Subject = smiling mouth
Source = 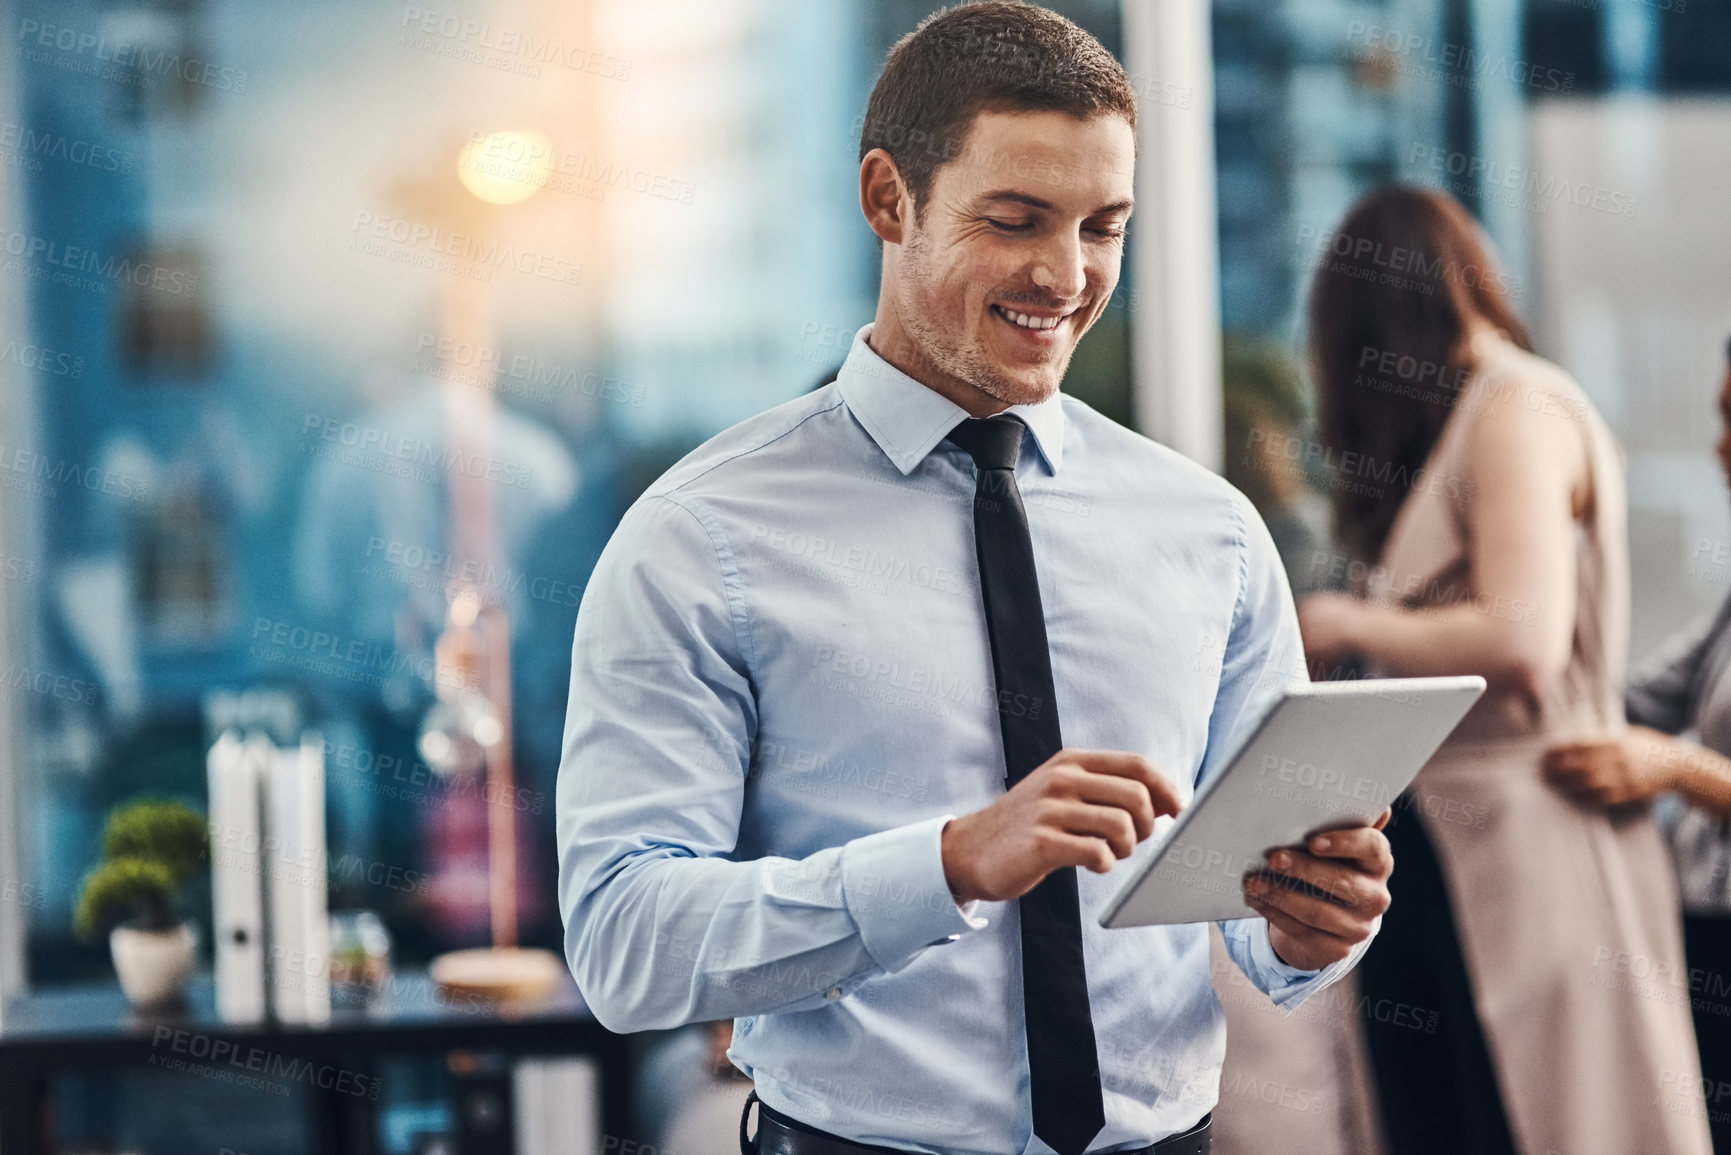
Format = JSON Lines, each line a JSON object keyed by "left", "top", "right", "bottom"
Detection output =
{"left": 990, "top": 303, "right": 1074, "bottom": 332}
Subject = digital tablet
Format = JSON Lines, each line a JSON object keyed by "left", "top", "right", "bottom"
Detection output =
{"left": 1098, "top": 675, "right": 1486, "bottom": 929}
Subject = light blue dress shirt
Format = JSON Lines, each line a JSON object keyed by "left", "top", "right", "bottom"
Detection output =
{"left": 557, "top": 323, "right": 1372, "bottom": 1153}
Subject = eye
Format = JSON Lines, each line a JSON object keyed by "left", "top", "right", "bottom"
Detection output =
{"left": 1088, "top": 225, "right": 1127, "bottom": 241}
{"left": 986, "top": 219, "right": 1033, "bottom": 233}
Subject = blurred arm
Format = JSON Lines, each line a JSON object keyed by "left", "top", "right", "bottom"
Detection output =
{"left": 1347, "top": 394, "right": 1584, "bottom": 711}
{"left": 1622, "top": 613, "right": 1731, "bottom": 814}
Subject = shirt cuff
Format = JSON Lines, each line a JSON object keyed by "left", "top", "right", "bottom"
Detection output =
{"left": 841, "top": 813, "right": 988, "bottom": 972}
{"left": 1245, "top": 914, "right": 1379, "bottom": 1009}
{"left": 1248, "top": 919, "right": 1321, "bottom": 982}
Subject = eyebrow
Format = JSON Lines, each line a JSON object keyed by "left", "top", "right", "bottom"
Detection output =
{"left": 977, "top": 189, "right": 1134, "bottom": 215}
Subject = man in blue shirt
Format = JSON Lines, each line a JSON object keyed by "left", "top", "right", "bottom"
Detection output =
{"left": 557, "top": 4, "right": 1392, "bottom": 1153}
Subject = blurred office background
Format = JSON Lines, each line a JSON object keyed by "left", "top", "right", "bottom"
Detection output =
{"left": 0, "top": 0, "right": 1724, "bottom": 1151}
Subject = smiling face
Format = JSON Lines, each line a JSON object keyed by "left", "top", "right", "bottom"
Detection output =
{"left": 860, "top": 109, "right": 1135, "bottom": 416}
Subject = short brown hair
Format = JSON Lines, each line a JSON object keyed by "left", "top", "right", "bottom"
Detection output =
{"left": 859, "top": 1, "right": 1137, "bottom": 214}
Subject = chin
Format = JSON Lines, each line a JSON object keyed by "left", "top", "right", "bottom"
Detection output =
{"left": 997, "top": 378, "right": 1060, "bottom": 407}
{"left": 983, "top": 364, "right": 1063, "bottom": 407}
{"left": 971, "top": 352, "right": 1064, "bottom": 406}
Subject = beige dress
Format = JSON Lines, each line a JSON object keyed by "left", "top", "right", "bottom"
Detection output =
{"left": 1359, "top": 332, "right": 1710, "bottom": 1155}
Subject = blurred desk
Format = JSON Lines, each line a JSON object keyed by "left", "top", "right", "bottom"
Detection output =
{"left": 0, "top": 969, "right": 632, "bottom": 1154}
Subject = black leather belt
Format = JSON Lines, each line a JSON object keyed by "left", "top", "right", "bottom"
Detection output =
{"left": 739, "top": 1090, "right": 1212, "bottom": 1155}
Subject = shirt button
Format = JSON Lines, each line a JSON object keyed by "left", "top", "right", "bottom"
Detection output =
{"left": 824, "top": 986, "right": 842, "bottom": 1000}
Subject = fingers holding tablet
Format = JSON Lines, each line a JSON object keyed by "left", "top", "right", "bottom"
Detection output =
{"left": 1243, "top": 825, "right": 1394, "bottom": 969}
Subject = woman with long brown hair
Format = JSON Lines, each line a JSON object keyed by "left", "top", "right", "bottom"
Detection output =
{"left": 1295, "top": 185, "right": 1709, "bottom": 1154}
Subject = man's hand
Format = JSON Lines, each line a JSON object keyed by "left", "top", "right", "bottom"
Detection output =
{"left": 941, "top": 749, "right": 1183, "bottom": 904}
{"left": 1243, "top": 808, "right": 1393, "bottom": 972}
{"left": 1543, "top": 726, "right": 1676, "bottom": 808}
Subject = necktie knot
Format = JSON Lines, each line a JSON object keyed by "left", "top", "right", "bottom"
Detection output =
{"left": 945, "top": 415, "right": 1024, "bottom": 473}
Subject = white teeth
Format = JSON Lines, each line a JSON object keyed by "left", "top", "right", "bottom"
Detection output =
{"left": 998, "top": 307, "right": 1063, "bottom": 331}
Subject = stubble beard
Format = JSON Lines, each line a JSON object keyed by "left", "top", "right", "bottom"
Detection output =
{"left": 896, "top": 231, "right": 1061, "bottom": 411}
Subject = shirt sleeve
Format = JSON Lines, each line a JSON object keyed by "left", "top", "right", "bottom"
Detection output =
{"left": 1206, "top": 496, "right": 1374, "bottom": 1006}
{"left": 1626, "top": 609, "right": 1722, "bottom": 734}
{"left": 556, "top": 495, "right": 986, "bottom": 1035}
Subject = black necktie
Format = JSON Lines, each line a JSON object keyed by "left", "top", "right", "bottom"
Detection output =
{"left": 947, "top": 414, "right": 1105, "bottom": 1155}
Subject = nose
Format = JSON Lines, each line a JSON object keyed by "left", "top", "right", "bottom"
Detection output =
{"left": 1029, "top": 230, "right": 1086, "bottom": 302}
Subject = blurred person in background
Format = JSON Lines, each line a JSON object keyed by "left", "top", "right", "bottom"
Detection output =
{"left": 1293, "top": 184, "right": 1710, "bottom": 1155}
{"left": 1544, "top": 337, "right": 1731, "bottom": 1153}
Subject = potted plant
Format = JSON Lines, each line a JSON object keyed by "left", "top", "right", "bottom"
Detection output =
{"left": 74, "top": 799, "right": 208, "bottom": 1009}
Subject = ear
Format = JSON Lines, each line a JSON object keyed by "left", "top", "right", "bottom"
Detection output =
{"left": 860, "top": 148, "right": 911, "bottom": 246}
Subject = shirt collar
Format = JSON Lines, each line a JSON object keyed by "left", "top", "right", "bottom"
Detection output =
{"left": 834, "top": 322, "right": 1066, "bottom": 477}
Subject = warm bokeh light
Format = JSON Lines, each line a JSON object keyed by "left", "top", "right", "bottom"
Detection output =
{"left": 456, "top": 129, "right": 555, "bottom": 205}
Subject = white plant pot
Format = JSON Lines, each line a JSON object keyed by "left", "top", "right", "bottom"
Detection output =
{"left": 110, "top": 922, "right": 196, "bottom": 1009}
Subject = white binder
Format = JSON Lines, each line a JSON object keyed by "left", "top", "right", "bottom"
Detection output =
{"left": 264, "top": 732, "right": 331, "bottom": 1024}
{"left": 514, "top": 1057, "right": 601, "bottom": 1155}
{"left": 208, "top": 729, "right": 266, "bottom": 1024}
{"left": 295, "top": 732, "right": 332, "bottom": 1023}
